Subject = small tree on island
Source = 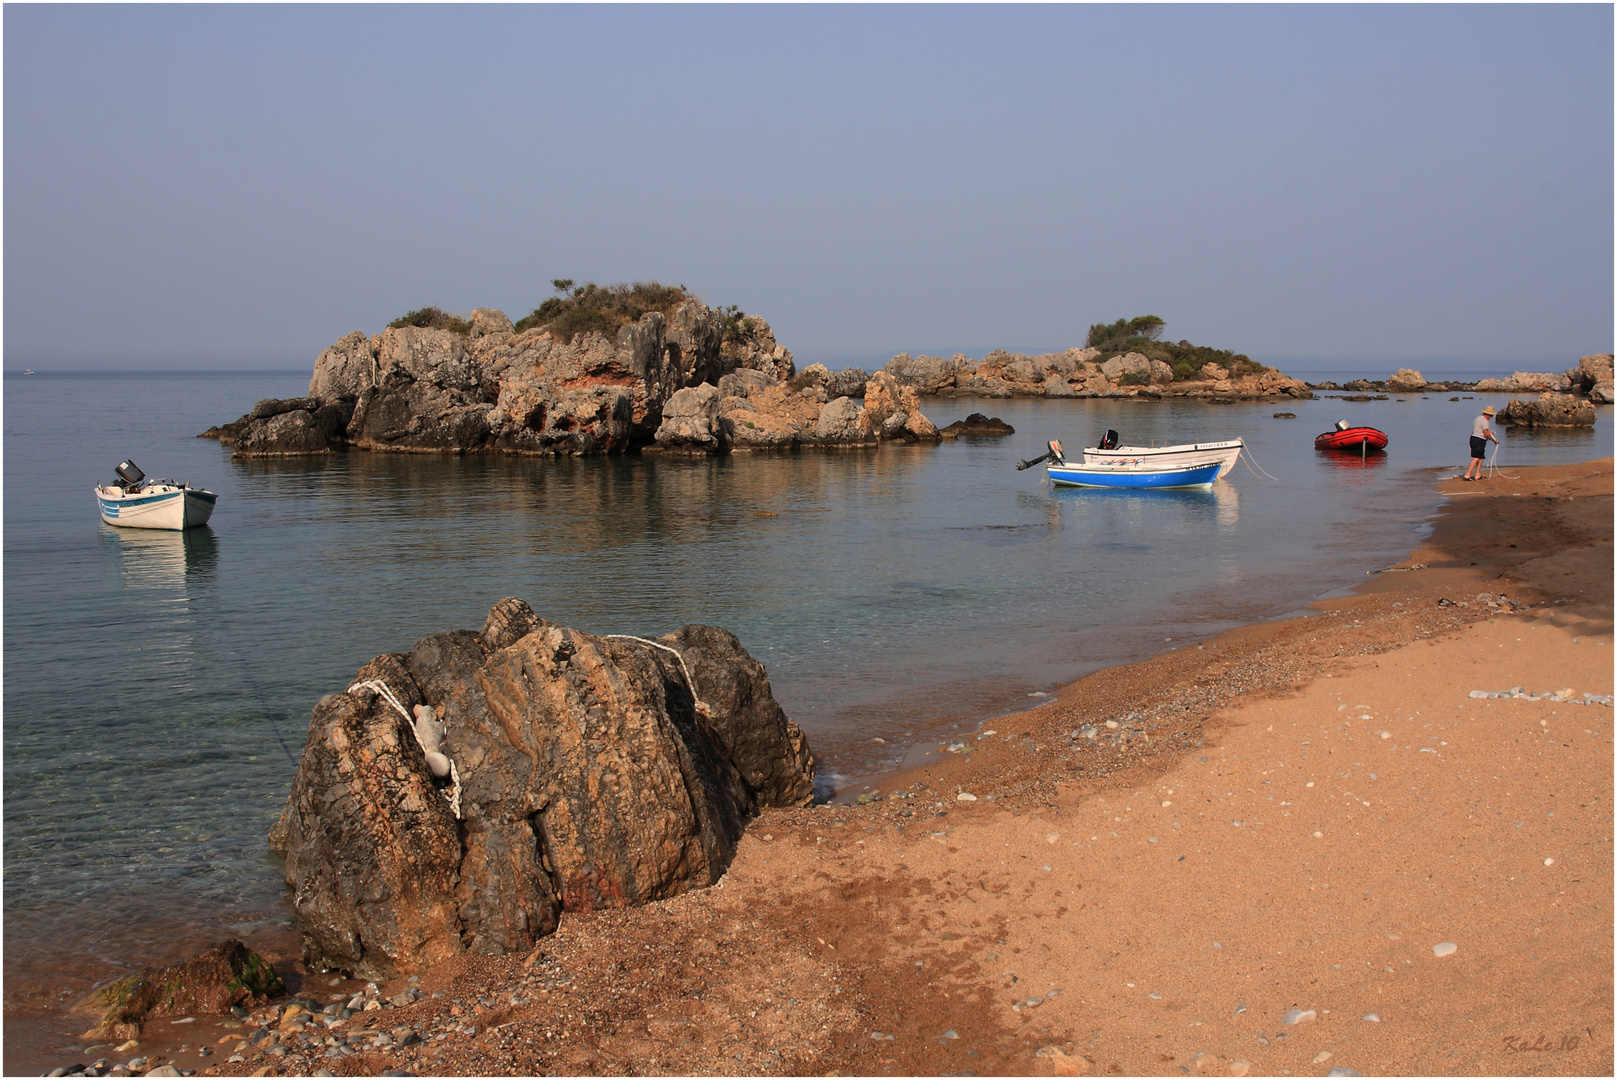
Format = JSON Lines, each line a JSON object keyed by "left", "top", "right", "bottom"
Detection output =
{"left": 1084, "top": 314, "right": 1264, "bottom": 382}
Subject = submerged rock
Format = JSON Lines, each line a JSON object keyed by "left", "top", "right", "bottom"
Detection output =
{"left": 269, "top": 598, "right": 815, "bottom": 979}
{"left": 77, "top": 940, "right": 285, "bottom": 1041}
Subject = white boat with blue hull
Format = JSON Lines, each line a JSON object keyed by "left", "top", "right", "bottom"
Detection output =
{"left": 1083, "top": 430, "right": 1244, "bottom": 478}
{"left": 95, "top": 459, "right": 217, "bottom": 530}
{"left": 1047, "top": 459, "right": 1222, "bottom": 489}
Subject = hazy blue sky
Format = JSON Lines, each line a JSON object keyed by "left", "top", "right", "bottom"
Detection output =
{"left": 5, "top": 4, "right": 1611, "bottom": 372}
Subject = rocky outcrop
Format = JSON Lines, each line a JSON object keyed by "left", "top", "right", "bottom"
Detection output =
{"left": 269, "top": 598, "right": 815, "bottom": 979}
{"left": 78, "top": 940, "right": 285, "bottom": 1041}
{"left": 940, "top": 413, "right": 1015, "bottom": 437}
{"left": 204, "top": 300, "right": 942, "bottom": 458}
{"left": 1387, "top": 368, "right": 1428, "bottom": 392}
{"left": 1498, "top": 393, "right": 1598, "bottom": 427}
{"left": 1476, "top": 371, "right": 1574, "bottom": 393}
{"left": 880, "top": 347, "right": 1311, "bottom": 400}
{"left": 650, "top": 367, "right": 940, "bottom": 453}
{"left": 1566, "top": 353, "right": 1614, "bottom": 405}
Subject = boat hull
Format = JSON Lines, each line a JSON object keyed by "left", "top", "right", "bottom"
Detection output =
{"left": 1047, "top": 460, "right": 1223, "bottom": 489}
{"left": 1314, "top": 428, "right": 1388, "bottom": 452}
{"left": 96, "top": 486, "right": 218, "bottom": 530}
{"left": 1083, "top": 438, "right": 1244, "bottom": 478}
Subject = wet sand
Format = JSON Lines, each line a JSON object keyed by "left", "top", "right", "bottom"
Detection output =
{"left": 29, "top": 459, "right": 1614, "bottom": 1078}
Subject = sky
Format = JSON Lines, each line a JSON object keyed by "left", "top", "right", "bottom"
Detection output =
{"left": 4, "top": 4, "right": 1612, "bottom": 374}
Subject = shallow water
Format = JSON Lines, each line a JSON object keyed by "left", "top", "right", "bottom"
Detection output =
{"left": 4, "top": 370, "right": 1609, "bottom": 1062}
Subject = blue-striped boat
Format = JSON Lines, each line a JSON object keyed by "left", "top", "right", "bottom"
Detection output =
{"left": 95, "top": 459, "right": 217, "bottom": 530}
{"left": 1046, "top": 459, "right": 1222, "bottom": 489}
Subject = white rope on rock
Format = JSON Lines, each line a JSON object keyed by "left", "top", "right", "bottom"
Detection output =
{"left": 347, "top": 679, "right": 463, "bottom": 819}
{"left": 604, "top": 635, "right": 712, "bottom": 718}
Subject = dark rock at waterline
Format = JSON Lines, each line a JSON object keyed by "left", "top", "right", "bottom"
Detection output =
{"left": 939, "top": 413, "right": 1016, "bottom": 437}
{"left": 77, "top": 939, "right": 284, "bottom": 1041}
{"left": 269, "top": 598, "right": 815, "bottom": 980}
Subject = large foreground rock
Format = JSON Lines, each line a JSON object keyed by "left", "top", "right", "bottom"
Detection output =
{"left": 269, "top": 599, "right": 815, "bottom": 979}
{"left": 78, "top": 940, "right": 285, "bottom": 1041}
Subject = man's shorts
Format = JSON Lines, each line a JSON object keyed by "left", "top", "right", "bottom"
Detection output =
{"left": 1470, "top": 435, "right": 1487, "bottom": 459}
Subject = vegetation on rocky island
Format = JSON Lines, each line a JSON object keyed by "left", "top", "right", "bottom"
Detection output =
{"left": 387, "top": 306, "right": 472, "bottom": 335}
{"left": 1086, "top": 315, "right": 1266, "bottom": 381}
{"left": 511, "top": 280, "right": 693, "bottom": 342}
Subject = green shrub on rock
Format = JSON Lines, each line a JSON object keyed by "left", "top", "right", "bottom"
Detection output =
{"left": 387, "top": 306, "right": 472, "bottom": 335}
{"left": 1086, "top": 315, "right": 1264, "bottom": 383}
{"left": 512, "top": 280, "right": 693, "bottom": 342}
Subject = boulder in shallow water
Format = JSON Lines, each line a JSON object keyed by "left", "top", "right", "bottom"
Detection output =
{"left": 269, "top": 599, "right": 815, "bottom": 979}
{"left": 939, "top": 413, "right": 1015, "bottom": 437}
{"left": 1498, "top": 393, "right": 1596, "bottom": 427}
{"left": 78, "top": 939, "right": 284, "bottom": 1041}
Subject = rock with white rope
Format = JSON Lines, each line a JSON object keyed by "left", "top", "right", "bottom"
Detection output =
{"left": 270, "top": 598, "right": 815, "bottom": 978}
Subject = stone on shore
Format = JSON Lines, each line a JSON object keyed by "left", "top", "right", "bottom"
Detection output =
{"left": 269, "top": 598, "right": 815, "bottom": 979}
{"left": 77, "top": 940, "right": 285, "bottom": 1041}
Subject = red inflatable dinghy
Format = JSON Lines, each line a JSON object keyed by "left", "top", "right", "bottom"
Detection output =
{"left": 1314, "top": 422, "right": 1388, "bottom": 452}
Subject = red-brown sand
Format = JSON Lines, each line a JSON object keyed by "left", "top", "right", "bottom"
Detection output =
{"left": 57, "top": 459, "right": 1617, "bottom": 1078}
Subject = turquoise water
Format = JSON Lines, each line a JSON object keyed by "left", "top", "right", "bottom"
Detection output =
{"left": 3, "top": 370, "right": 1609, "bottom": 1048}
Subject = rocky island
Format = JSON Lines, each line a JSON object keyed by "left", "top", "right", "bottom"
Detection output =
{"left": 202, "top": 283, "right": 939, "bottom": 458}
{"left": 201, "top": 291, "right": 1318, "bottom": 459}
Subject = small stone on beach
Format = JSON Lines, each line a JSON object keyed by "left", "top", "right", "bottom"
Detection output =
{"left": 1432, "top": 942, "right": 1457, "bottom": 957}
{"left": 1362, "top": 1013, "right": 1380, "bottom": 1022}
{"left": 1282, "top": 1008, "right": 1316, "bottom": 1024}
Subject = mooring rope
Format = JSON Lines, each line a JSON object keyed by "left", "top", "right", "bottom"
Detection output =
{"left": 347, "top": 679, "right": 463, "bottom": 819}
{"left": 1237, "top": 437, "right": 1280, "bottom": 481}
{"left": 604, "top": 635, "right": 713, "bottom": 717}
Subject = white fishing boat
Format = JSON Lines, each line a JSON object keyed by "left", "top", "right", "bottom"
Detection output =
{"left": 95, "top": 460, "right": 217, "bottom": 530}
{"left": 1082, "top": 429, "right": 1244, "bottom": 478}
{"left": 1046, "top": 458, "right": 1222, "bottom": 489}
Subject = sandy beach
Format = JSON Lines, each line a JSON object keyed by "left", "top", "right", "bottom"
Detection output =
{"left": 54, "top": 458, "right": 1613, "bottom": 1078}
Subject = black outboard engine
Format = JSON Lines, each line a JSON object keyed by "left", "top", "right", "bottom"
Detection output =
{"left": 1097, "top": 429, "right": 1120, "bottom": 450}
{"left": 115, "top": 460, "right": 146, "bottom": 492}
{"left": 1014, "top": 439, "right": 1067, "bottom": 471}
{"left": 1334, "top": 419, "right": 1350, "bottom": 432}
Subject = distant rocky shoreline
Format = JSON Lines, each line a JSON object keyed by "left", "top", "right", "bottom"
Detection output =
{"left": 200, "top": 303, "right": 1611, "bottom": 456}
{"left": 199, "top": 303, "right": 1311, "bottom": 459}
{"left": 1299, "top": 357, "right": 1611, "bottom": 427}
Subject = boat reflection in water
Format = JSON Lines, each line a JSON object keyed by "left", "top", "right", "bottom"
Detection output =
{"left": 100, "top": 525, "right": 218, "bottom": 590}
{"left": 1047, "top": 477, "right": 1240, "bottom": 532}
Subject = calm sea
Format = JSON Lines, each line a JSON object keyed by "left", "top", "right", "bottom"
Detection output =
{"left": 3, "top": 370, "right": 1609, "bottom": 1067}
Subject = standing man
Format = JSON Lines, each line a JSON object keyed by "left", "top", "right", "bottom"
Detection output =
{"left": 1464, "top": 405, "right": 1499, "bottom": 480}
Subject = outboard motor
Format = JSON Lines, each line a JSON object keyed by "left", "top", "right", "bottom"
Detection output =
{"left": 1015, "top": 439, "right": 1067, "bottom": 471}
{"left": 115, "top": 460, "right": 146, "bottom": 491}
{"left": 1097, "top": 429, "right": 1120, "bottom": 450}
{"left": 1334, "top": 419, "right": 1350, "bottom": 432}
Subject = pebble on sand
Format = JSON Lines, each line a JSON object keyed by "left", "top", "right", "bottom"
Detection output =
{"left": 1282, "top": 1008, "right": 1317, "bottom": 1024}
{"left": 1313, "top": 1050, "right": 1333, "bottom": 1063}
{"left": 956, "top": 792, "right": 978, "bottom": 802}
{"left": 1432, "top": 942, "right": 1458, "bottom": 958}
{"left": 1362, "top": 1013, "right": 1381, "bottom": 1022}
{"left": 1544, "top": 857, "right": 1555, "bottom": 866}
{"left": 1229, "top": 1059, "right": 1251, "bottom": 1076}
{"left": 1327, "top": 1070, "right": 1364, "bottom": 1078}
